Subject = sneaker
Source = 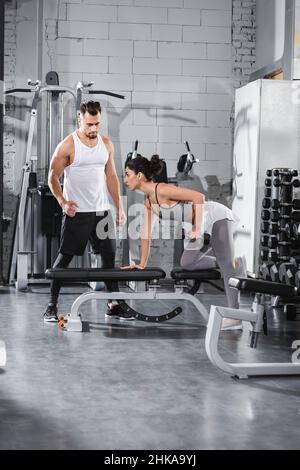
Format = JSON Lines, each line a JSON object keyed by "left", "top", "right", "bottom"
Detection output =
{"left": 105, "top": 303, "right": 135, "bottom": 321}
{"left": 43, "top": 304, "right": 58, "bottom": 323}
{"left": 118, "top": 308, "right": 135, "bottom": 322}
{"left": 221, "top": 318, "right": 243, "bottom": 331}
{"left": 105, "top": 303, "right": 122, "bottom": 319}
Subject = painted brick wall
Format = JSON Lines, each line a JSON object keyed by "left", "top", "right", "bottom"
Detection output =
{"left": 232, "top": 0, "right": 256, "bottom": 88}
{"left": 3, "top": 0, "right": 17, "bottom": 279}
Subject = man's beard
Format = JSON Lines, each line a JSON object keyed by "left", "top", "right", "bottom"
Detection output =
{"left": 86, "top": 132, "right": 97, "bottom": 139}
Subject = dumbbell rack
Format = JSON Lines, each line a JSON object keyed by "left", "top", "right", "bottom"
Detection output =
{"left": 259, "top": 168, "right": 300, "bottom": 318}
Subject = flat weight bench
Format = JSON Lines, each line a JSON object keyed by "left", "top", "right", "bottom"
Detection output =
{"left": 205, "top": 277, "right": 300, "bottom": 378}
{"left": 45, "top": 267, "right": 220, "bottom": 332}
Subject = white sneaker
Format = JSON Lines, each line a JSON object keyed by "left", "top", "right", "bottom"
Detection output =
{"left": 221, "top": 318, "right": 243, "bottom": 331}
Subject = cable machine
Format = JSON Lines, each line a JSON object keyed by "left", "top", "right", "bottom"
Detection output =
{"left": 5, "top": 72, "right": 124, "bottom": 290}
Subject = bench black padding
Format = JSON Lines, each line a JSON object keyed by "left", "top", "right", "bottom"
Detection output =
{"left": 171, "top": 268, "right": 221, "bottom": 281}
{"left": 229, "top": 277, "right": 299, "bottom": 297}
{"left": 45, "top": 267, "right": 166, "bottom": 282}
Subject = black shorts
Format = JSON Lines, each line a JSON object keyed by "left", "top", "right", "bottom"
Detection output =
{"left": 59, "top": 211, "right": 116, "bottom": 256}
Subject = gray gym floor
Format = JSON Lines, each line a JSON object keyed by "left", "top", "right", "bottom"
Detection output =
{"left": 0, "top": 282, "right": 300, "bottom": 450}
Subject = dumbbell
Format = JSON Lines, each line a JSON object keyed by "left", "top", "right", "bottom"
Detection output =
{"left": 268, "top": 236, "right": 277, "bottom": 249}
{"left": 293, "top": 199, "right": 300, "bottom": 210}
{"left": 270, "top": 211, "right": 280, "bottom": 222}
{"left": 266, "top": 170, "right": 272, "bottom": 177}
{"left": 279, "top": 261, "right": 297, "bottom": 285}
{"left": 292, "top": 211, "right": 300, "bottom": 222}
{"left": 261, "top": 209, "right": 271, "bottom": 221}
{"left": 261, "top": 235, "right": 269, "bottom": 247}
{"left": 270, "top": 262, "right": 280, "bottom": 282}
{"left": 261, "top": 221, "right": 269, "bottom": 234}
{"left": 260, "top": 262, "right": 272, "bottom": 280}
{"left": 262, "top": 198, "right": 271, "bottom": 209}
{"left": 265, "top": 178, "right": 272, "bottom": 187}
{"left": 260, "top": 249, "right": 269, "bottom": 262}
{"left": 285, "top": 222, "right": 298, "bottom": 239}
{"left": 278, "top": 244, "right": 292, "bottom": 258}
{"left": 264, "top": 187, "right": 271, "bottom": 198}
{"left": 268, "top": 250, "right": 279, "bottom": 262}
{"left": 268, "top": 223, "right": 279, "bottom": 235}
{"left": 271, "top": 199, "right": 280, "bottom": 210}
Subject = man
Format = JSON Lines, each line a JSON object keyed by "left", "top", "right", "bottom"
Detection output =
{"left": 44, "top": 100, "right": 132, "bottom": 321}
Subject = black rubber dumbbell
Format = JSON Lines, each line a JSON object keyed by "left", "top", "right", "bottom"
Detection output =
{"left": 260, "top": 262, "right": 272, "bottom": 280}
{"left": 269, "top": 223, "right": 279, "bottom": 235}
{"left": 265, "top": 178, "right": 272, "bottom": 187}
{"left": 270, "top": 263, "right": 280, "bottom": 282}
{"left": 261, "top": 221, "right": 269, "bottom": 234}
{"left": 293, "top": 179, "right": 300, "bottom": 188}
{"left": 264, "top": 187, "right": 271, "bottom": 198}
{"left": 271, "top": 199, "right": 280, "bottom": 210}
{"left": 292, "top": 211, "right": 300, "bottom": 222}
{"left": 285, "top": 222, "right": 298, "bottom": 239}
{"left": 260, "top": 249, "right": 269, "bottom": 262}
{"left": 292, "top": 199, "right": 300, "bottom": 210}
{"left": 261, "top": 235, "right": 269, "bottom": 247}
{"left": 279, "top": 262, "right": 297, "bottom": 285}
{"left": 262, "top": 198, "right": 271, "bottom": 209}
{"left": 261, "top": 209, "right": 271, "bottom": 221}
{"left": 268, "top": 236, "right": 277, "bottom": 249}
{"left": 268, "top": 250, "right": 279, "bottom": 262}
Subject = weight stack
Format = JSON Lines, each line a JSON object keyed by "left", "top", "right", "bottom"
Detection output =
{"left": 259, "top": 168, "right": 300, "bottom": 286}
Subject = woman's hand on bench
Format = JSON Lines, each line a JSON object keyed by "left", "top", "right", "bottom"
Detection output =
{"left": 121, "top": 262, "right": 145, "bottom": 270}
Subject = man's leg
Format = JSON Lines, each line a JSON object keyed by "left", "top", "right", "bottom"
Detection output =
{"left": 91, "top": 212, "right": 134, "bottom": 320}
{"left": 43, "top": 253, "right": 73, "bottom": 322}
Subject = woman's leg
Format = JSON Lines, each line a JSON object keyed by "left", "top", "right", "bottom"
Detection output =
{"left": 210, "top": 219, "right": 245, "bottom": 310}
{"left": 180, "top": 244, "right": 217, "bottom": 270}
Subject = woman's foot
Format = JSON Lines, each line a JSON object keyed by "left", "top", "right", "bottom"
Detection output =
{"left": 221, "top": 318, "right": 243, "bottom": 331}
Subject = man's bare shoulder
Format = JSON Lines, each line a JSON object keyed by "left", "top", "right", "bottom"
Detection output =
{"left": 56, "top": 134, "right": 74, "bottom": 154}
{"left": 101, "top": 133, "right": 113, "bottom": 150}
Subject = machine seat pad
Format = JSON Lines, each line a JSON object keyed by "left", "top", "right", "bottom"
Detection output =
{"left": 171, "top": 268, "right": 221, "bottom": 281}
{"left": 45, "top": 267, "right": 166, "bottom": 282}
{"left": 229, "top": 277, "right": 298, "bottom": 297}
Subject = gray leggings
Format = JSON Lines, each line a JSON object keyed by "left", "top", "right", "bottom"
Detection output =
{"left": 180, "top": 219, "right": 242, "bottom": 308}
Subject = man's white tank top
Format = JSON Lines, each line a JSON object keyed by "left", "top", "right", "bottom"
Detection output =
{"left": 63, "top": 131, "right": 110, "bottom": 212}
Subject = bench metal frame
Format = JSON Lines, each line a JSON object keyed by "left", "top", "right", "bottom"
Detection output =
{"left": 64, "top": 282, "right": 209, "bottom": 332}
{"left": 205, "top": 293, "right": 300, "bottom": 379}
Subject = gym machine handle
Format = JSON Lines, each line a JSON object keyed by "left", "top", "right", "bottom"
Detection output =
{"left": 132, "top": 140, "right": 139, "bottom": 159}
{"left": 88, "top": 90, "right": 125, "bottom": 100}
{"left": 5, "top": 88, "right": 33, "bottom": 94}
{"left": 185, "top": 141, "right": 191, "bottom": 153}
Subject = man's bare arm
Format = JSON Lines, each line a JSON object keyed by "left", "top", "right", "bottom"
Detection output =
{"left": 103, "top": 135, "right": 125, "bottom": 225}
{"left": 48, "top": 137, "right": 78, "bottom": 217}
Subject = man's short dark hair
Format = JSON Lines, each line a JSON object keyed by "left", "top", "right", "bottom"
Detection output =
{"left": 80, "top": 100, "right": 101, "bottom": 116}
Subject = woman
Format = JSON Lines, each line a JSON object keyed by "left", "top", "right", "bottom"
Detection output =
{"left": 123, "top": 155, "right": 247, "bottom": 330}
